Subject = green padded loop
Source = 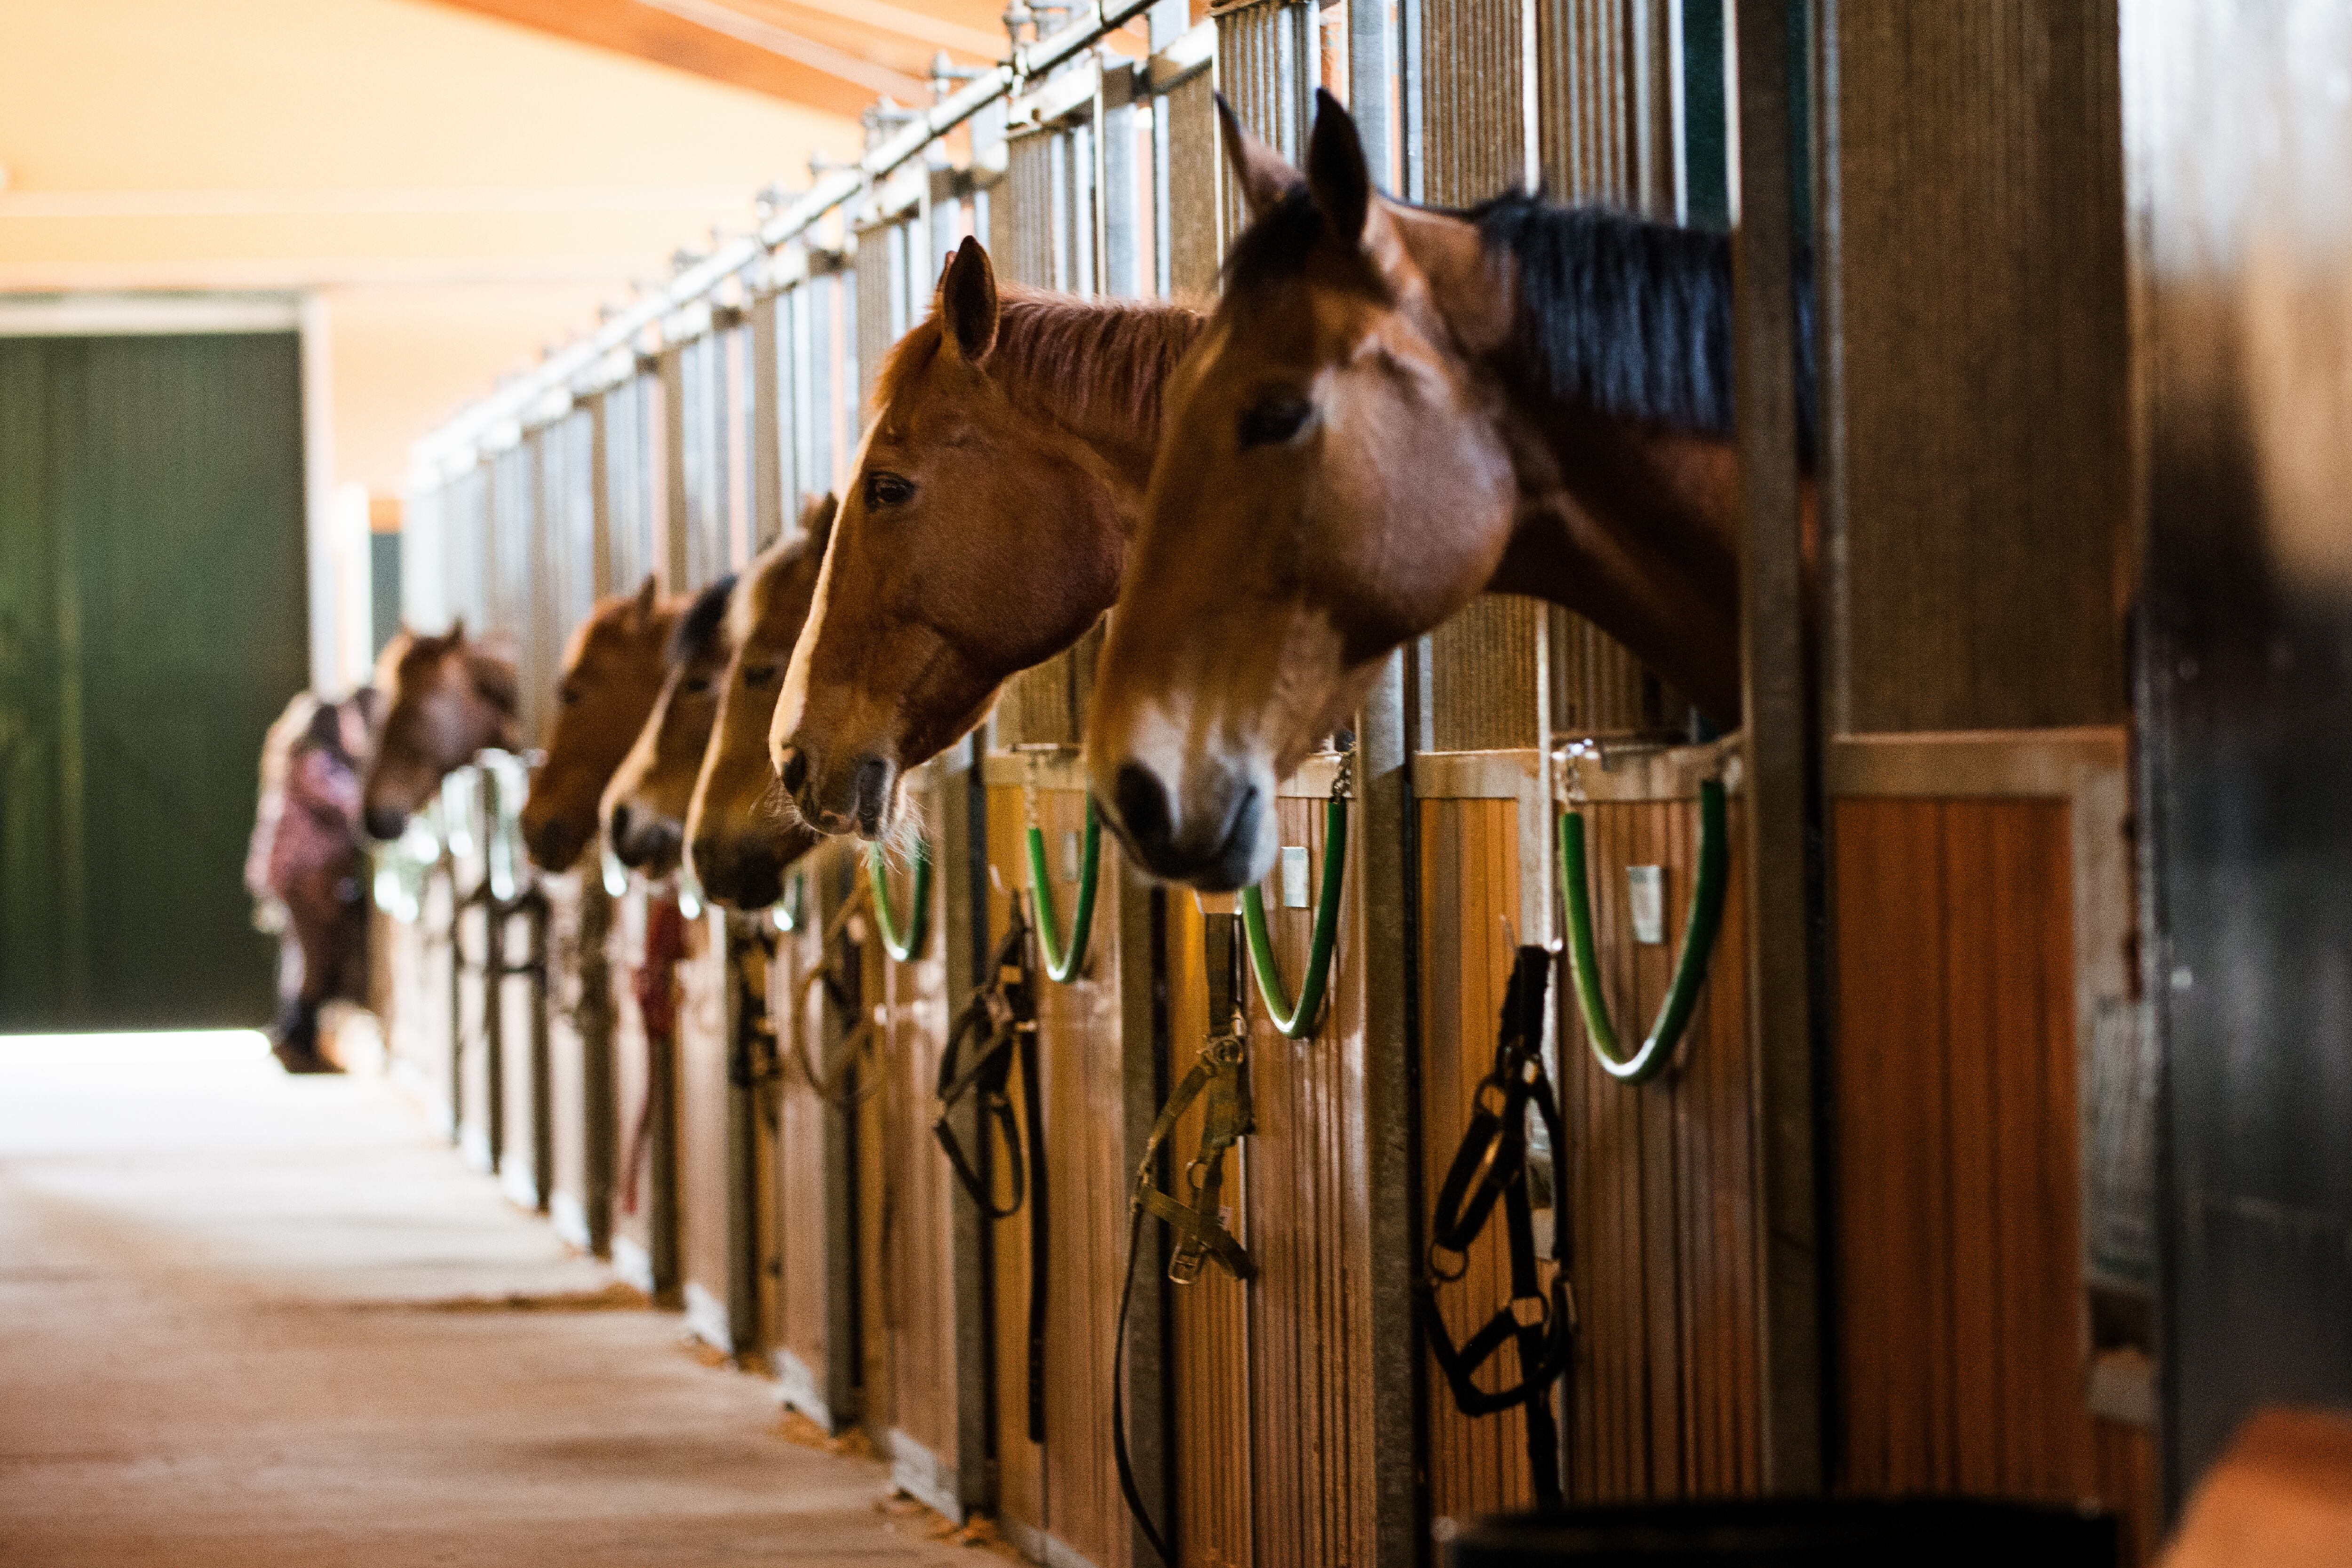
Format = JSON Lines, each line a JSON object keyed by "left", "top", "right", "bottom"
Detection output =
{"left": 868, "top": 837, "right": 932, "bottom": 962}
{"left": 1558, "top": 777, "right": 1730, "bottom": 1085}
{"left": 1026, "top": 798, "right": 1100, "bottom": 984}
{"left": 1239, "top": 790, "right": 1349, "bottom": 1039}
{"left": 773, "top": 870, "right": 807, "bottom": 934}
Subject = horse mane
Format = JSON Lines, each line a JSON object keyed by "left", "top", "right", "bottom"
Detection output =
{"left": 875, "top": 287, "right": 1205, "bottom": 441}
{"left": 669, "top": 573, "right": 738, "bottom": 666}
{"left": 1220, "top": 186, "right": 1818, "bottom": 462}
{"left": 1470, "top": 194, "right": 1818, "bottom": 462}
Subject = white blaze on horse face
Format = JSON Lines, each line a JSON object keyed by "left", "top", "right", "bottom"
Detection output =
{"left": 772, "top": 427, "right": 874, "bottom": 767}
{"left": 771, "top": 518, "right": 839, "bottom": 764}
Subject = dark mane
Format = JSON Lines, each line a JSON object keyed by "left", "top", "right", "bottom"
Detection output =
{"left": 1219, "top": 185, "right": 1818, "bottom": 461}
{"left": 669, "top": 573, "right": 737, "bottom": 665}
{"left": 875, "top": 287, "right": 1205, "bottom": 440}
{"left": 1471, "top": 194, "right": 1817, "bottom": 461}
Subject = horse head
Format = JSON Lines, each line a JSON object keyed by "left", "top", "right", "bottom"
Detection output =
{"left": 519, "top": 577, "right": 679, "bottom": 873}
{"left": 771, "top": 237, "right": 1197, "bottom": 840}
{"left": 363, "top": 621, "right": 520, "bottom": 840}
{"left": 685, "top": 494, "right": 835, "bottom": 908}
{"left": 600, "top": 572, "right": 736, "bottom": 876}
{"left": 1087, "top": 93, "right": 1520, "bottom": 889}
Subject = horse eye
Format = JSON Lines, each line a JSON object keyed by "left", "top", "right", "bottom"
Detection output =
{"left": 557, "top": 685, "right": 581, "bottom": 707}
{"left": 865, "top": 471, "right": 914, "bottom": 508}
{"left": 743, "top": 664, "right": 780, "bottom": 689}
{"left": 684, "top": 676, "right": 715, "bottom": 697}
{"left": 1238, "top": 396, "right": 1313, "bottom": 449}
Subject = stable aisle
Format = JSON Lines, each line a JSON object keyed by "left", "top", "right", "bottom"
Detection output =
{"left": 0, "top": 1033, "right": 996, "bottom": 1568}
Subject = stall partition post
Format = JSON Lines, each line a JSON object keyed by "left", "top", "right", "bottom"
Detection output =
{"left": 1732, "top": 0, "right": 1826, "bottom": 1496}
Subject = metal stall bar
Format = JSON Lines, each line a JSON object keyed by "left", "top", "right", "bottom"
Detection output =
{"left": 1730, "top": 0, "right": 1823, "bottom": 1498}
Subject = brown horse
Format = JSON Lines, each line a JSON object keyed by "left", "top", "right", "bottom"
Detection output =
{"left": 1086, "top": 93, "right": 1817, "bottom": 888}
{"left": 362, "top": 623, "right": 519, "bottom": 841}
{"left": 518, "top": 578, "right": 683, "bottom": 873}
{"left": 770, "top": 236, "right": 1203, "bottom": 838}
{"left": 601, "top": 572, "right": 736, "bottom": 875}
{"left": 685, "top": 494, "right": 836, "bottom": 908}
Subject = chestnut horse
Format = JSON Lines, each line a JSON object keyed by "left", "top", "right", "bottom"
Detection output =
{"left": 1086, "top": 93, "right": 1817, "bottom": 888}
{"left": 771, "top": 236, "right": 1204, "bottom": 838}
{"left": 518, "top": 577, "right": 684, "bottom": 873}
{"left": 601, "top": 572, "right": 736, "bottom": 875}
{"left": 362, "top": 623, "right": 520, "bottom": 841}
{"left": 685, "top": 493, "right": 836, "bottom": 907}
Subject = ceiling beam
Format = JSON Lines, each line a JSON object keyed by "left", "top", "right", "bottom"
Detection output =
{"left": 424, "top": 0, "right": 921, "bottom": 118}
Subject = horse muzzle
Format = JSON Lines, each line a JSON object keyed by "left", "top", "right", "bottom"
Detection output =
{"left": 363, "top": 804, "right": 409, "bottom": 843}
{"left": 690, "top": 837, "right": 782, "bottom": 910}
{"left": 778, "top": 744, "right": 894, "bottom": 840}
{"left": 607, "top": 803, "right": 683, "bottom": 874}
{"left": 1098, "top": 755, "right": 1272, "bottom": 892}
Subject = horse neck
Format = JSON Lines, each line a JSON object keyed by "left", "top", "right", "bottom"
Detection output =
{"left": 988, "top": 296, "right": 1205, "bottom": 502}
{"left": 1489, "top": 392, "right": 1748, "bottom": 722}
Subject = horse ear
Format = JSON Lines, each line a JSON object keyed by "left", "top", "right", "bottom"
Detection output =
{"left": 1306, "top": 89, "right": 1370, "bottom": 247}
{"left": 444, "top": 617, "right": 467, "bottom": 648}
{"left": 938, "top": 235, "right": 999, "bottom": 365}
{"left": 1216, "top": 92, "right": 1302, "bottom": 221}
{"left": 628, "top": 574, "right": 659, "bottom": 630}
{"left": 803, "top": 492, "right": 839, "bottom": 550}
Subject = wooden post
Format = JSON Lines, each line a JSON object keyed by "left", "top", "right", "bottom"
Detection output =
{"left": 1360, "top": 648, "right": 1425, "bottom": 1565}
{"left": 1732, "top": 0, "right": 1825, "bottom": 1496}
{"left": 940, "top": 736, "right": 998, "bottom": 1512}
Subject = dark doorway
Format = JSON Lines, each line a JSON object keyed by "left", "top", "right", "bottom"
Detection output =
{"left": 0, "top": 330, "right": 310, "bottom": 1030}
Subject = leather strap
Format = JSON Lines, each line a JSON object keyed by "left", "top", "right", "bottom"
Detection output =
{"left": 1417, "top": 944, "right": 1573, "bottom": 1508}
{"left": 1116, "top": 912, "right": 1255, "bottom": 1564}
{"left": 930, "top": 906, "right": 1047, "bottom": 1444}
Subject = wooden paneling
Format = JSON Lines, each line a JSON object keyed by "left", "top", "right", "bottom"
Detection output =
{"left": 1554, "top": 794, "right": 1761, "bottom": 1502}
{"left": 1827, "top": 0, "right": 2130, "bottom": 734}
{"left": 677, "top": 914, "right": 733, "bottom": 1342}
{"left": 1833, "top": 796, "right": 2154, "bottom": 1560}
{"left": 607, "top": 883, "right": 660, "bottom": 1288}
{"left": 1247, "top": 792, "right": 1375, "bottom": 1567}
{"left": 983, "top": 782, "right": 1136, "bottom": 1568}
{"left": 416, "top": 0, "right": 907, "bottom": 118}
{"left": 873, "top": 813, "right": 963, "bottom": 1493}
{"left": 543, "top": 873, "right": 607, "bottom": 1254}
{"left": 1417, "top": 796, "right": 1542, "bottom": 1520}
{"left": 773, "top": 882, "right": 834, "bottom": 1409}
{"left": 382, "top": 891, "right": 455, "bottom": 1131}
{"left": 1161, "top": 892, "right": 1256, "bottom": 1568}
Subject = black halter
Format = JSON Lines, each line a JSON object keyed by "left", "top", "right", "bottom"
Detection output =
{"left": 1419, "top": 943, "right": 1574, "bottom": 1508}
{"left": 933, "top": 906, "right": 1049, "bottom": 1444}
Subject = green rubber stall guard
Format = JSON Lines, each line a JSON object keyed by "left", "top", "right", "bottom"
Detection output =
{"left": 1558, "top": 777, "right": 1729, "bottom": 1085}
{"left": 868, "top": 838, "right": 932, "bottom": 962}
{"left": 1238, "top": 792, "right": 1349, "bottom": 1040}
{"left": 1026, "top": 799, "right": 1100, "bottom": 984}
{"left": 773, "top": 870, "right": 807, "bottom": 934}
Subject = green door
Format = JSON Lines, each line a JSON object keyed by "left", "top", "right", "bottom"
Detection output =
{"left": 0, "top": 331, "right": 310, "bottom": 1031}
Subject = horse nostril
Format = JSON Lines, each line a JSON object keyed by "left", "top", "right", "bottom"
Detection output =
{"left": 852, "top": 757, "right": 889, "bottom": 836}
{"left": 1113, "top": 761, "right": 1173, "bottom": 857}
{"left": 778, "top": 747, "right": 809, "bottom": 799}
{"left": 608, "top": 804, "right": 633, "bottom": 844}
{"left": 364, "top": 806, "right": 404, "bottom": 842}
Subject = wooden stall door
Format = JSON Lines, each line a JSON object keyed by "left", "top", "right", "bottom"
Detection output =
{"left": 1830, "top": 740, "right": 2155, "bottom": 1563}
{"left": 772, "top": 870, "right": 840, "bottom": 1425}
{"left": 982, "top": 780, "right": 1137, "bottom": 1568}
{"left": 1552, "top": 787, "right": 1759, "bottom": 1503}
{"left": 860, "top": 813, "right": 965, "bottom": 1513}
{"left": 676, "top": 910, "right": 733, "bottom": 1347}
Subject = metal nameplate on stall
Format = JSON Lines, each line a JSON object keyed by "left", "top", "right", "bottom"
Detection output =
{"left": 1280, "top": 845, "right": 1311, "bottom": 908}
{"left": 1627, "top": 865, "right": 1666, "bottom": 944}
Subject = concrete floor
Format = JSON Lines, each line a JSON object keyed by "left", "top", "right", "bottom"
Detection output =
{"left": 0, "top": 1032, "right": 997, "bottom": 1567}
